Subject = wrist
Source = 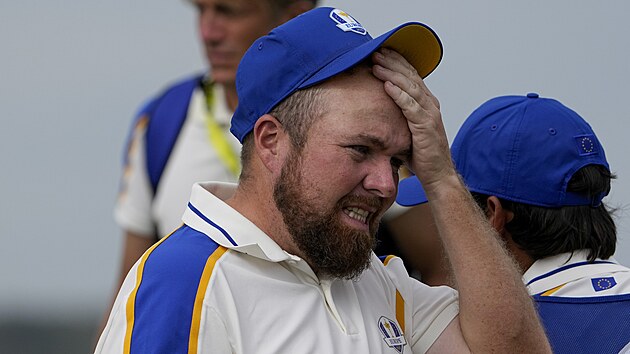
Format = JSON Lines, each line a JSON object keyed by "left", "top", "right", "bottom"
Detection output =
{"left": 422, "top": 172, "right": 467, "bottom": 203}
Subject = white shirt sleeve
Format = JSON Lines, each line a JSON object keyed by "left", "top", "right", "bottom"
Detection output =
{"left": 382, "top": 256, "right": 460, "bottom": 354}
{"left": 197, "top": 306, "right": 234, "bottom": 353}
{"left": 113, "top": 115, "right": 157, "bottom": 237}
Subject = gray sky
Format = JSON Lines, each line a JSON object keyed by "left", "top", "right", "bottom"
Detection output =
{"left": 1, "top": 0, "right": 629, "bottom": 319}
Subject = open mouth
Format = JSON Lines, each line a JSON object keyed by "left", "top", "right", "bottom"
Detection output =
{"left": 343, "top": 206, "right": 370, "bottom": 224}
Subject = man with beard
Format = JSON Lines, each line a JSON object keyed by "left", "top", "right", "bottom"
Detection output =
{"left": 95, "top": 8, "right": 551, "bottom": 353}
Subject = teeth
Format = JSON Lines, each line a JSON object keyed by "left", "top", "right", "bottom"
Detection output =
{"left": 345, "top": 207, "right": 369, "bottom": 224}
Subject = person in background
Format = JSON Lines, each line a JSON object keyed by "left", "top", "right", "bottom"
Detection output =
{"left": 398, "top": 92, "right": 630, "bottom": 354}
{"left": 381, "top": 201, "right": 452, "bottom": 286}
{"left": 99, "top": 0, "right": 317, "bottom": 339}
{"left": 96, "top": 8, "right": 550, "bottom": 353}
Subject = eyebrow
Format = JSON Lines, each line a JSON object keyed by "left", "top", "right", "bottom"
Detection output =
{"left": 347, "top": 133, "right": 412, "bottom": 160}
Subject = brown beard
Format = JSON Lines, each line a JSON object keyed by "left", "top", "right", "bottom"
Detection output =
{"left": 273, "top": 148, "right": 382, "bottom": 280}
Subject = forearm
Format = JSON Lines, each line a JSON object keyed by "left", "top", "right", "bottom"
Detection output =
{"left": 426, "top": 174, "right": 550, "bottom": 353}
{"left": 370, "top": 47, "right": 549, "bottom": 351}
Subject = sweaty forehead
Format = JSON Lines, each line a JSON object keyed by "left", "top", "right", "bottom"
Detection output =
{"left": 305, "top": 67, "right": 409, "bottom": 143}
{"left": 317, "top": 71, "right": 400, "bottom": 115}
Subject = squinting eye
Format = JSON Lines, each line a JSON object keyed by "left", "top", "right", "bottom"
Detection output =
{"left": 350, "top": 145, "right": 369, "bottom": 155}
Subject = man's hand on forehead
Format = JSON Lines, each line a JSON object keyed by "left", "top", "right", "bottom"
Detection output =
{"left": 371, "top": 48, "right": 439, "bottom": 128}
{"left": 371, "top": 48, "right": 454, "bottom": 191}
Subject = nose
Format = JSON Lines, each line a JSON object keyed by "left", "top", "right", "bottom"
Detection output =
{"left": 363, "top": 159, "right": 398, "bottom": 199}
{"left": 199, "top": 9, "right": 225, "bottom": 42}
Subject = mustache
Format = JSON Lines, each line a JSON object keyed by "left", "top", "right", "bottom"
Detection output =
{"left": 339, "top": 195, "right": 385, "bottom": 211}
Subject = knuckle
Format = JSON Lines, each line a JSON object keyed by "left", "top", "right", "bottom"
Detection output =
{"left": 405, "top": 94, "right": 419, "bottom": 110}
{"left": 408, "top": 66, "right": 418, "bottom": 78}
{"left": 433, "top": 96, "right": 441, "bottom": 109}
{"left": 409, "top": 80, "right": 419, "bottom": 92}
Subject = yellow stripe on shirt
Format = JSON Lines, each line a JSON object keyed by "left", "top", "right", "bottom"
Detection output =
{"left": 188, "top": 246, "right": 229, "bottom": 353}
{"left": 395, "top": 289, "right": 406, "bottom": 334}
{"left": 383, "top": 255, "right": 396, "bottom": 266}
{"left": 123, "top": 229, "right": 176, "bottom": 354}
{"left": 540, "top": 283, "right": 566, "bottom": 296}
{"left": 382, "top": 255, "right": 406, "bottom": 334}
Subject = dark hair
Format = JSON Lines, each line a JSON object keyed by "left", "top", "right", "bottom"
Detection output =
{"left": 472, "top": 165, "right": 617, "bottom": 261}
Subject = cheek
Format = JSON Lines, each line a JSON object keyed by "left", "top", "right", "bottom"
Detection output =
{"left": 303, "top": 159, "right": 362, "bottom": 197}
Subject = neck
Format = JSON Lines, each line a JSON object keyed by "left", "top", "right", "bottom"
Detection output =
{"left": 504, "top": 234, "right": 535, "bottom": 274}
{"left": 227, "top": 179, "right": 303, "bottom": 258}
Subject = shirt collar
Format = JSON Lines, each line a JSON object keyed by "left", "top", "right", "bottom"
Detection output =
{"left": 182, "top": 182, "right": 298, "bottom": 263}
{"left": 523, "top": 250, "right": 622, "bottom": 294}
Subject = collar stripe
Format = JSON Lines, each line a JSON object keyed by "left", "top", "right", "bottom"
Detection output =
{"left": 188, "top": 202, "right": 238, "bottom": 246}
{"left": 526, "top": 260, "right": 615, "bottom": 286}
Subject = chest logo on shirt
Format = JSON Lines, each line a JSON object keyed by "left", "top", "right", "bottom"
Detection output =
{"left": 378, "top": 316, "right": 406, "bottom": 353}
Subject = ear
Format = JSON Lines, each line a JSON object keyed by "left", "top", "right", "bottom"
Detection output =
{"left": 486, "top": 196, "right": 533, "bottom": 272}
{"left": 486, "top": 196, "right": 514, "bottom": 236}
{"left": 252, "top": 114, "right": 286, "bottom": 173}
{"left": 278, "top": 1, "right": 316, "bottom": 22}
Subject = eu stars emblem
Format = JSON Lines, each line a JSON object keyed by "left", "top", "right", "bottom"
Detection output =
{"left": 591, "top": 277, "right": 617, "bottom": 292}
{"left": 575, "top": 134, "right": 598, "bottom": 156}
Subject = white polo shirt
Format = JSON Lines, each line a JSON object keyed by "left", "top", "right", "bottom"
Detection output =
{"left": 114, "top": 83, "right": 240, "bottom": 238}
{"left": 97, "top": 182, "right": 459, "bottom": 354}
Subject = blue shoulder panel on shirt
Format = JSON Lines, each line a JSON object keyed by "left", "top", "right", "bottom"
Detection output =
{"left": 129, "top": 225, "right": 223, "bottom": 353}
{"left": 533, "top": 293, "right": 630, "bottom": 354}
{"left": 144, "top": 74, "right": 204, "bottom": 194}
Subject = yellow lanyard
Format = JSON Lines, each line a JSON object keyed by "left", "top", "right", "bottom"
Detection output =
{"left": 203, "top": 80, "right": 241, "bottom": 178}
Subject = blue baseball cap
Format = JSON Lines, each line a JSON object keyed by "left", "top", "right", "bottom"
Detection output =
{"left": 230, "top": 7, "right": 443, "bottom": 142}
{"left": 397, "top": 93, "right": 610, "bottom": 207}
{"left": 396, "top": 174, "right": 428, "bottom": 207}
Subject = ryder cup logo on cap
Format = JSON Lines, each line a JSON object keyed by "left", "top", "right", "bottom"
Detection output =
{"left": 396, "top": 93, "right": 610, "bottom": 207}
{"left": 230, "top": 7, "right": 443, "bottom": 142}
{"left": 330, "top": 9, "right": 367, "bottom": 35}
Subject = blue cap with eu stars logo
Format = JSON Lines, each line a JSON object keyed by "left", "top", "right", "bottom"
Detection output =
{"left": 230, "top": 7, "right": 443, "bottom": 142}
{"left": 396, "top": 93, "right": 610, "bottom": 207}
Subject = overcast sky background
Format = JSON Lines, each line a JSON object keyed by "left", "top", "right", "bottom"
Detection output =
{"left": 1, "top": 0, "right": 629, "bottom": 323}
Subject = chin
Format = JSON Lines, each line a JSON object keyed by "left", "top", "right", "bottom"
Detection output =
{"left": 208, "top": 68, "right": 237, "bottom": 85}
